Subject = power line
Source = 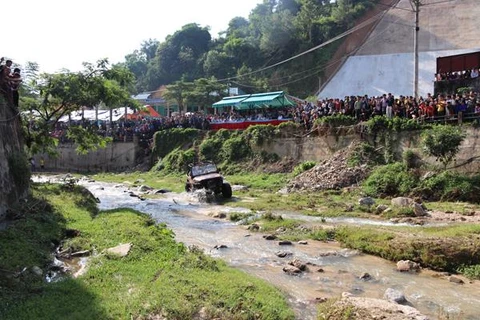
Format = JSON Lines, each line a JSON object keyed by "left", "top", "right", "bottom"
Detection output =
{"left": 217, "top": 10, "right": 388, "bottom": 82}
{"left": 232, "top": 12, "right": 406, "bottom": 90}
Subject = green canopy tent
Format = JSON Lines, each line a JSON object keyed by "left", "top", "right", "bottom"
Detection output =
{"left": 211, "top": 94, "right": 251, "bottom": 108}
{"left": 212, "top": 91, "right": 296, "bottom": 110}
{"left": 236, "top": 91, "right": 295, "bottom": 110}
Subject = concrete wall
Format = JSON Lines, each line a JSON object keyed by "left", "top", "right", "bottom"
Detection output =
{"left": 318, "top": 0, "right": 480, "bottom": 99}
{"left": 36, "top": 141, "right": 138, "bottom": 173}
{"left": 264, "top": 127, "right": 480, "bottom": 173}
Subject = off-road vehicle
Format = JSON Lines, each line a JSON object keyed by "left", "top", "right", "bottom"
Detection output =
{"left": 185, "top": 162, "right": 232, "bottom": 198}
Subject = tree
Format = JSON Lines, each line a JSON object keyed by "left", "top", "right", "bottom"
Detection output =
{"left": 421, "top": 125, "right": 466, "bottom": 170}
{"left": 153, "top": 24, "right": 212, "bottom": 84}
{"left": 186, "top": 78, "right": 227, "bottom": 112}
{"left": 21, "top": 59, "right": 138, "bottom": 155}
{"left": 163, "top": 80, "right": 195, "bottom": 114}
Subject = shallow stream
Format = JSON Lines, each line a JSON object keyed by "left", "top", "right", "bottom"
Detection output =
{"left": 37, "top": 176, "right": 480, "bottom": 320}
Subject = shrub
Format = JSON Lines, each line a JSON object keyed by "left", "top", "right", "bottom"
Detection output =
{"left": 161, "top": 148, "right": 196, "bottom": 173}
{"left": 198, "top": 137, "right": 222, "bottom": 163}
{"left": 347, "top": 142, "right": 384, "bottom": 167}
{"left": 221, "top": 135, "right": 251, "bottom": 161}
{"left": 421, "top": 125, "right": 466, "bottom": 170}
{"left": 365, "top": 116, "right": 423, "bottom": 134}
{"left": 363, "top": 163, "right": 419, "bottom": 197}
{"left": 416, "top": 171, "right": 480, "bottom": 203}
{"left": 457, "top": 264, "right": 480, "bottom": 280}
{"left": 245, "top": 124, "right": 276, "bottom": 146}
{"left": 314, "top": 114, "right": 357, "bottom": 127}
{"left": 403, "top": 149, "right": 420, "bottom": 169}
{"left": 292, "top": 161, "right": 316, "bottom": 176}
{"left": 152, "top": 128, "right": 200, "bottom": 158}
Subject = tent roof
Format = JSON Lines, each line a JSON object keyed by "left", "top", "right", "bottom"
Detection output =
{"left": 212, "top": 94, "right": 250, "bottom": 108}
{"left": 212, "top": 91, "right": 295, "bottom": 109}
{"left": 132, "top": 93, "right": 152, "bottom": 100}
{"left": 57, "top": 108, "right": 135, "bottom": 122}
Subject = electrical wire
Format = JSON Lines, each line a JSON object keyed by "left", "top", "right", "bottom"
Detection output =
{"left": 216, "top": 10, "right": 389, "bottom": 82}
{"left": 232, "top": 11, "right": 406, "bottom": 89}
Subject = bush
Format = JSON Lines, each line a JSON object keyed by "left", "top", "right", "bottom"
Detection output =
{"left": 245, "top": 124, "right": 276, "bottom": 146}
{"left": 457, "top": 264, "right": 480, "bottom": 280}
{"left": 403, "top": 149, "right": 420, "bottom": 169}
{"left": 161, "top": 148, "right": 196, "bottom": 173}
{"left": 347, "top": 142, "right": 384, "bottom": 167}
{"left": 152, "top": 128, "right": 200, "bottom": 158}
{"left": 363, "top": 163, "right": 419, "bottom": 197}
{"left": 314, "top": 114, "right": 357, "bottom": 127}
{"left": 221, "top": 135, "right": 251, "bottom": 161}
{"left": 199, "top": 130, "right": 234, "bottom": 163}
{"left": 292, "top": 161, "right": 316, "bottom": 176}
{"left": 416, "top": 171, "right": 480, "bottom": 203}
{"left": 365, "top": 116, "right": 423, "bottom": 134}
{"left": 421, "top": 125, "right": 466, "bottom": 169}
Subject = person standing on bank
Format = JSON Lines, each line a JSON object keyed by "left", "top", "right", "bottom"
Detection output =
{"left": 30, "top": 158, "right": 36, "bottom": 172}
{"left": 10, "top": 67, "right": 22, "bottom": 107}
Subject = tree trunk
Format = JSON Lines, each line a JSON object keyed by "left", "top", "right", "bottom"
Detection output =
{"left": 0, "top": 95, "right": 29, "bottom": 220}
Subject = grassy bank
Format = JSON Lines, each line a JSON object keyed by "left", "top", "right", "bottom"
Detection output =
{"left": 0, "top": 183, "right": 294, "bottom": 320}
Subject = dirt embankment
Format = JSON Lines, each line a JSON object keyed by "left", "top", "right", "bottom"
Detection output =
{"left": 285, "top": 142, "right": 370, "bottom": 192}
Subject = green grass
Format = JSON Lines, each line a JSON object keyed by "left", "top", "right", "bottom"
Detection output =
{"left": 426, "top": 201, "right": 480, "bottom": 214}
{"left": 91, "top": 171, "right": 186, "bottom": 193}
{"left": 227, "top": 172, "right": 289, "bottom": 191}
{"left": 457, "top": 265, "right": 480, "bottom": 280}
{"left": 0, "top": 183, "right": 295, "bottom": 320}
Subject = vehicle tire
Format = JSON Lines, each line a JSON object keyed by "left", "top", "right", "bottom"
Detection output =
{"left": 185, "top": 183, "right": 192, "bottom": 192}
{"left": 222, "top": 183, "right": 232, "bottom": 198}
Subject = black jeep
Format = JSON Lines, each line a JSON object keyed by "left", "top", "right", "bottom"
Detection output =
{"left": 185, "top": 163, "right": 232, "bottom": 198}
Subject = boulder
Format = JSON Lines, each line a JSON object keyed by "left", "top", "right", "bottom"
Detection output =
{"left": 384, "top": 288, "right": 407, "bottom": 304}
{"left": 391, "top": 197, "right": 414, "bottom": 207}
{"left": 359, "top": 197, "right": 375, "bottom": 207}
{"left": 289, "top": 258, "right": 307, "bottom": 271}
{"left": 283, "top": 265, "right": 302, "bottom": 275}
{"left": 375, "top": 204, "right": 389, "bottom": 214}
{"left": 106, "top": 243, "right": 132, "bottom": 257}
{"left": 412, "top": 203, "right": 427, "bottom": 216}
{"left": 396, "top": 260, "right": 420, "bottom": 272}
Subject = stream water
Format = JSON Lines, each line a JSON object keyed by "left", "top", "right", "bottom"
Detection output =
{"left": 36, "top": 176, "right": 480, "bottom": 320}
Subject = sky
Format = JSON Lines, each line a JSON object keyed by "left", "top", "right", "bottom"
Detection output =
{"left": 5, "top": 0, "right": 262, "bottom": 73}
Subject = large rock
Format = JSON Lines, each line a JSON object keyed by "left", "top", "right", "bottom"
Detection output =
{"left": 106, "top": 243, "right": 132, "bottom": 257}
{"left": 359, "top": 197, "right": 375, "bottom": 207}
{"left": 332, "top": 294, "right": 429, "bottom": 320}
{"left": 396, "top": 260, "right": 421, "bottom": 272}
{"left": 412, "top": 203, "right": 427, "bottom": 217}
{"left": 391, "top": 197, "right": 414, "bottom": 207}
{"left": 384, "top": 288, "right": 407, "bottom": 304}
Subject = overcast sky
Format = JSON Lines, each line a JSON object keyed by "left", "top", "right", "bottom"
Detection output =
{"left": 5, "top": 0, "right": 262, "bottom": 73}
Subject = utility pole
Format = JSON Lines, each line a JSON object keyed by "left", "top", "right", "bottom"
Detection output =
{"left": 410, "top": 0, "right": 422, "bottom": 99}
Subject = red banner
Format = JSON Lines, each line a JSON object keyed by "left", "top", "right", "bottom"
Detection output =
{"left": 209, "top": 119, "right": 291, "bottom": 130}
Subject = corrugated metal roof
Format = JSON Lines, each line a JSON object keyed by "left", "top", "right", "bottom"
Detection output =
{"left": 132, "top": 93, "right": 152, "bottom": 100}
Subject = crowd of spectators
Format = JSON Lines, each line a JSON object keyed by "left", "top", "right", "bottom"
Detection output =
{"left": 0, "top": 57, "right": 22, "bottom": 107}
{"left": 435, "top": 68, "right": 479, "bottom": 81}
{"left": 293, "top": 91, "right": 480, "bottom": 130}
{"left": 47, "top": 90, "right": 480, "bottom": 144}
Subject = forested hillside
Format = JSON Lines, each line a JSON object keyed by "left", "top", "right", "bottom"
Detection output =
{"left": 122, "top": 0, "right": 377, "bottom": 98}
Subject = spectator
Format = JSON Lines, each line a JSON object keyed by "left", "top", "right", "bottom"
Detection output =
{"left": 10, "top": 67, "right": 22, "bottom": 107}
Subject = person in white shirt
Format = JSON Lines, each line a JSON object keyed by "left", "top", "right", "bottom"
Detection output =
{"left": 471, "top": 68, "right": 479, "bottom": 79}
